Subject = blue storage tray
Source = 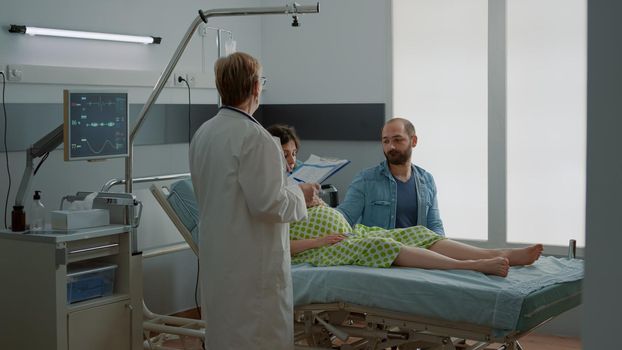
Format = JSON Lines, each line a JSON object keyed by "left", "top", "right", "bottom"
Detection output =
{"left": 67, "top": 263, "right": 117, "bottom": 304}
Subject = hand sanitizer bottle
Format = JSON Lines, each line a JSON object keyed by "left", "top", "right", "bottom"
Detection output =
{"left": 30, "top": 190, "right": 45, "bottom": 231}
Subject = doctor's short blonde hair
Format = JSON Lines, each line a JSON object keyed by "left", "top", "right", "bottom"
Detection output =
{"left": 214, "top": 52, "right": 262, "bottom": 107}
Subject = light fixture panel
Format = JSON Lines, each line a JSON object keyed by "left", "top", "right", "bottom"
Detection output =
{"left": 9, "top": 24, "right": 161, "bottom": 45}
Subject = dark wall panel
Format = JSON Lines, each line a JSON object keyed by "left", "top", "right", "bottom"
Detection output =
{"left": 259, "top": 104, "right": 385, "bottom": 141}
{"left": 3, "top": 103, "right": 385, "bottom": 152}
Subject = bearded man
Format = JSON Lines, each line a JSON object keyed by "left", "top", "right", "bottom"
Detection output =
{"left": 337, "top": 117, "right": 445, "bottom": 235}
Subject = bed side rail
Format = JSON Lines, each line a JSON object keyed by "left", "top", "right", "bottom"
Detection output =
{"left": 101, "top": 173, "right": 191, "bottom": 192}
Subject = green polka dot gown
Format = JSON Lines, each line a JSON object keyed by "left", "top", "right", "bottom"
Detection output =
{"left": 290, "top": 206, "right": 445, "bottom": 268}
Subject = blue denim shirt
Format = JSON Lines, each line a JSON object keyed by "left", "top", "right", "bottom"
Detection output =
{"left": 336, "top": 161, "right": 445, "bottom": 235}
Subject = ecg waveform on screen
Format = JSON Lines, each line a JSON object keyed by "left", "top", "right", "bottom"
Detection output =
{"left": 69, "top": 92, "right": 128, "bottom": 159}
{"left": 72, "top": 139, "right": 123, "bottom": 155}
{"left": 70, "top": 120, "right": 120, "bottom": 128}
{"left": 71, "top": 97, "right": 123, "bottom": 112}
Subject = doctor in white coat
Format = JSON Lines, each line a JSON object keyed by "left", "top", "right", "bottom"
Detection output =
{"left": 189, "top": 52, "right": 319, "bottom": 349}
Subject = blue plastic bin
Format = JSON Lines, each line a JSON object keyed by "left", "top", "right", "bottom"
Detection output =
{"left": 67, "top": 264, "right": 117, "bottom": 304}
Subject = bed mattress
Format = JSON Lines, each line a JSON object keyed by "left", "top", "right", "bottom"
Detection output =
{"left": 292, "top": 256, "right": 583, "bottom": 334}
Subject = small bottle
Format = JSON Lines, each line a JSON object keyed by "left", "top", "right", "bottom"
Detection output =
{"left": 11, "top": 205, "right": 26, "bottom": 232}
{"left": 30, "top": 190, "right": 45, "bottom": 232}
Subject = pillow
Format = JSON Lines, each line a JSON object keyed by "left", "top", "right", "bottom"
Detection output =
{"left": 167, "top": 179, "right": 200, "bottom": 245}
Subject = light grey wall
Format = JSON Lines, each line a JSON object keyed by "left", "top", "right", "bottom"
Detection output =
{"left": 583, "top": 1, "right": 622, "bottom": 348}
{"left": 260, "top": 0, "right": 389, "bottom": 104}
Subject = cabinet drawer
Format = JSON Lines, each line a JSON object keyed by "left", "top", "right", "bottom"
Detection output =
{"left": 67, "top": 235, "right": 120, "bottom": 263}
{"left": 68, "top": 299, "right": 132, "bottom": 350}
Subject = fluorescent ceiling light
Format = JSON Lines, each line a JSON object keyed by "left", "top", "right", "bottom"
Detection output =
{"left": 9, "top": 25, "right": 161, "bottom": 44}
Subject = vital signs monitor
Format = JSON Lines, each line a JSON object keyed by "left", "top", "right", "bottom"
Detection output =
{"left": 63, "top": 90, "right": 130, "bottom": 161}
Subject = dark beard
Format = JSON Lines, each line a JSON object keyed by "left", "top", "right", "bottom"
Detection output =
{"left": 384, "top": 149, "right": 411, "bottom": 165}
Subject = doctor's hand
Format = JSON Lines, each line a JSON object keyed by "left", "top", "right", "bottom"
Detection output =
{"left": 299, "top": 183, "right": 321, "bottom": 207}
{"left": 307, "top": 196, "right": 326, "bottom": 208}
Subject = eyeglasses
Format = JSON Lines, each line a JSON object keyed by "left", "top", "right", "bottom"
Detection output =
{"left": 259, "top": 76, "right": 267, "bottom": 87}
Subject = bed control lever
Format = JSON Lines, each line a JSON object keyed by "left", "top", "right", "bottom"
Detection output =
{"left": 567, "top": 239, "right": 576, "bottom": 259}
{"left": 315, "top": 316, "right": 349, "bottom": 341}
{"left": 320, "top": 184, "right": 339, "bottom": 208}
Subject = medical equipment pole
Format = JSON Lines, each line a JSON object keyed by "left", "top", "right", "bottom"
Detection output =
{"left": 124, "top": 2, "right": 319, "bottom": 195}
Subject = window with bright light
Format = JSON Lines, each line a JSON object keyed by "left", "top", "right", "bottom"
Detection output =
{"left": 392, "top": 0, "right": 586, "bottom": 246}
{"left": 506, "top": 0, "right": 586, "bottom": 247}
{"left": 392, "top": 0, "right": 488, "bottom": 240}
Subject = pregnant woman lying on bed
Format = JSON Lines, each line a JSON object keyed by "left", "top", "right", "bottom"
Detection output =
{"left": 290, "top": 206, "right": 543, "bottom": 277}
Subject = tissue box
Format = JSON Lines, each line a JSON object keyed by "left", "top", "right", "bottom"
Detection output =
{"left": 51, "top": 209, "right": 110, "bottom": 230}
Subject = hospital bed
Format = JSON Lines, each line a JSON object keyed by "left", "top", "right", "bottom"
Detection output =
{"left": 149, "top": 178, "right": 584, "bottom": 350}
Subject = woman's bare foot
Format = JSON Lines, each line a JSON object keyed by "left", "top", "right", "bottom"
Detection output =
{"left": 473, "top": 257, "right": 510, "bottom": 277}
{"left": 502, "top": 244, "right": 544, "bottom": 266}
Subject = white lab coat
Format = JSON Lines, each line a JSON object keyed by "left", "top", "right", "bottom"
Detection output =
{"left": 189, "top": 107, "right": 307, "bottom": 350}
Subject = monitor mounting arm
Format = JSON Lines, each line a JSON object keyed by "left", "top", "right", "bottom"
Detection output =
{"left": 14, "top": 124, "right": 64, "bottom": 207}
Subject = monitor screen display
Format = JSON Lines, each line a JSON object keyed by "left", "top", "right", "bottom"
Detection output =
{"left": 63, "top": 90, "right": 130, "bottom": 161}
